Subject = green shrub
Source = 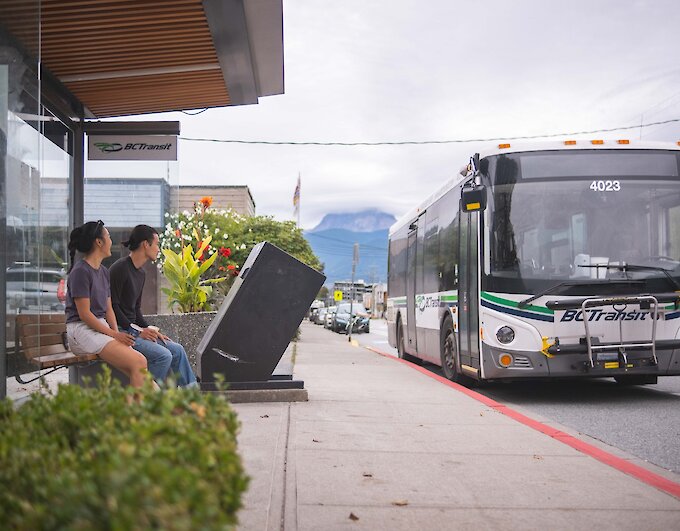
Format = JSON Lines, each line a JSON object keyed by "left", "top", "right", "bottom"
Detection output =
{"left": 0, "top": 370, "right": 249, "bottom": 530}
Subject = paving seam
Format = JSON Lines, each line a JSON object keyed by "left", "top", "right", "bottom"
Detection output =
{"left": 279, "top": 403, "right": 291, "bottom": 531}
{"left": 263, "top": 405, "right": 287, "bottom": 531}
{"left": 364, "top": 346, "right": 680, "bottom": 500}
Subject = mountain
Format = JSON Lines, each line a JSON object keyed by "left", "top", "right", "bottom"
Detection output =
{"left": 311, "top": 209, "right": 396, "bottom": 233}
{"left": 305, "top": 210, "right": 396, "bottom": 287}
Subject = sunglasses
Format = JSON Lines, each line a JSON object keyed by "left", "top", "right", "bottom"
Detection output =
{"left": 90, "top": 220, "right": 104, "bottom": 239}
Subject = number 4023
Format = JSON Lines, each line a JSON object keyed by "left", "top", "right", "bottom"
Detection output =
{"left": 590, "top": 180, "right": 621, "bottom": 192}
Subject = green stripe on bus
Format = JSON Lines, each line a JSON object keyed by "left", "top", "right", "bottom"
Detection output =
{"left": 440, "top": 295, "right": 458, "bottom": 302}
{"left": 481, "top": 291, "right": 554, "bottom": 315}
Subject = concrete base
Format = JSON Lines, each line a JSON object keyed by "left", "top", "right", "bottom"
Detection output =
{"left": 206, "top": 388, "right": 308, "bottom": 403}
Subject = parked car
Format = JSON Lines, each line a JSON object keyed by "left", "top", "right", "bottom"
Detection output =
{"left": 6, "top": 266, "right": 67, "bottom": 312}
{"left": 324, "top": 306, "right": 337, "bottom": 329}
{"left": 316, "top": 307, "right": 328, "bottom": 325}
{"left": 331, "top": 303, "right": 370, "bottom": 334}
{"left": 308, "top": 307, "right": 320, "bottom": 323}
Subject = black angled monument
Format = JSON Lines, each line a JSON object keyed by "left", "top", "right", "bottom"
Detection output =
{"left": 197, "top": 241, "right": 325, "bottom": 390}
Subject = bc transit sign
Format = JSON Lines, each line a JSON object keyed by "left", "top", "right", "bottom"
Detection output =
{"left": 88, "top": 135, "right": 177, "bottom": 161}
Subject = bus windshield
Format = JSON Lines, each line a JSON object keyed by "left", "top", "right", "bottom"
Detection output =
{"left": 482, "top": 150, "right": 680, "bottom": 294}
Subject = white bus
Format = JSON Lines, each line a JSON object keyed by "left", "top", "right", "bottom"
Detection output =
{"left": 387, "top": 141, "right": 680, "bottom": 385}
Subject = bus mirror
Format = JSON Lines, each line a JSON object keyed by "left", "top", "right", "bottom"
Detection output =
{"left": 470, "top": 153, "right": 481, "bottom": 174}
{"left": 460, "top": 185, "right": 487, "bottom": 213}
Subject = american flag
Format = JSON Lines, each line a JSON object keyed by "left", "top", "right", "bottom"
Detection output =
{"left": 293, "top": 175, "right": 301, "bottom": 208}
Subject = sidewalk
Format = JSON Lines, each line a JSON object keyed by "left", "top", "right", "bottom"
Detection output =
{"left": 233, "top": 321, "right": 680, "bottom": 530}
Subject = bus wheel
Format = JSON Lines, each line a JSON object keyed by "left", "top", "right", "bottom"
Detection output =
{"left": 397, "top": 320, "right": 419, "bottom": 363}
{"left": 440, "top": 317, "right": 463, "bottom": 383}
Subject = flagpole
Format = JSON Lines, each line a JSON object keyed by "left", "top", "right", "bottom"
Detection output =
{"left": 293, "top": 172, "right": 301, "bottom": 227}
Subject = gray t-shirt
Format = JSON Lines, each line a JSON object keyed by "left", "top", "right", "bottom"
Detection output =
{"left": 65, "top": 260, "right": 111, "bottom": 323}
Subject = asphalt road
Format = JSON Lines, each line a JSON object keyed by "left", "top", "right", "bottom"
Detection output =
{"left": 333, "top": 319, "right": 680, "bottom": 474}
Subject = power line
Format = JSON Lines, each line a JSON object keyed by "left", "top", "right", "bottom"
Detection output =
{"left": 181, "top": 108, "right": 209, "bottom": 115}
{"left": 305, "top": 232, "right": 388, "bottom": 251}
{"left": 179, "top": 117, "right": 680, "bottom": 147}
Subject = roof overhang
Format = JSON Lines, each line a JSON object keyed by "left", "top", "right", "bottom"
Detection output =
{"left": 0, "top": 0, "right": 284, "bottom": 118}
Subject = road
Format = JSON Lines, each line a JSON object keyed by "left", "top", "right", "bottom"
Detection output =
{"left": 325, "top": 318, "right": 680, "bottom": 474}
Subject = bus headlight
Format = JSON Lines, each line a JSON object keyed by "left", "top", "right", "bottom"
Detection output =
{"left": 496, "top": 326, "right": 515, "bottom": 344}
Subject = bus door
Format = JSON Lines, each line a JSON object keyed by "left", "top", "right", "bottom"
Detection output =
{"left": 458, "top": 212, "right": 480, "bottom": 371}
{"left": 406, "top": 225, "right": 418, "bottom": 352}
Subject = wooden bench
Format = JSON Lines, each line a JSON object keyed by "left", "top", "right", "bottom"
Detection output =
{"left": 14, "top": 313, "right": 98, "bottom": 384}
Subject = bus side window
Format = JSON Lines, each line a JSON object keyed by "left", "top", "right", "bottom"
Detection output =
{"left": 439, "top": 213, "right": 459, "bottom": 291}
{"left": 424, "top": 216, "right": 439, "bottom": 293}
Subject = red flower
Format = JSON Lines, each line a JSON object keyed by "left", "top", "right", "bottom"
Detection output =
{"left": 196, "top": 241, "right": 209, "bottom": 261}
{"left": 199, "top": 196, "right": 213, "bottom": 208}
{"left": 219, "top": 247, "right": 231, "bottom": 257}
{"left": 227, "top": 264, "right": 236, "bottom": 270}
{"left": 175, "top": 229, "right": 181, "bottom": 238}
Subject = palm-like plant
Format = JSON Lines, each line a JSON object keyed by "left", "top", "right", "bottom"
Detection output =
{"left": 161, "top": 233, "right": 226, "bottom": 312}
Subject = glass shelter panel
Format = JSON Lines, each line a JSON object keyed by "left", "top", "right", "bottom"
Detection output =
{"left": 0, "top": 3, "right": 76, "bottom": 390}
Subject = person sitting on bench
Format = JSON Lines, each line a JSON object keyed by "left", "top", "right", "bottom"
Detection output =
{"left": 65, "top": 220, "right": 149, "bottom": 388}
{"left": 109, "top": 225, "right": 198, "bottom": 388}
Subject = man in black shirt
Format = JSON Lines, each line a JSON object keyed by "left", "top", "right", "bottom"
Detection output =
{"left": 110, "top": 225, "right": 197, "bottom": 387}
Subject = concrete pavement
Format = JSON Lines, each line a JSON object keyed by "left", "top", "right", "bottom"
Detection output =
{"left": 233, "top": 321, "right": 680, "bottom": 530}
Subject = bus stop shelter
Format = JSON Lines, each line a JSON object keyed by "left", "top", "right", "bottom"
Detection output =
{"left": 0, "top": 0, "right": 284, "bottom": 398}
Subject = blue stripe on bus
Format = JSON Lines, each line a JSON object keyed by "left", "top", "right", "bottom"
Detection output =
{"left": 481, "top": 299, "right": 555, "bottom": 323}
{"left": 665, "top": 311, "right": 680, "bottom": 320}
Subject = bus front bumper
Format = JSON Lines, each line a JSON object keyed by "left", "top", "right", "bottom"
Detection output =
{"left": 481, "top": 344, "right": 680, "bottom": 380}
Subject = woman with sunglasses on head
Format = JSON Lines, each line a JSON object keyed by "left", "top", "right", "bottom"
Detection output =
{"left": 65, "top": 220, "right": 149, "bottom": 388}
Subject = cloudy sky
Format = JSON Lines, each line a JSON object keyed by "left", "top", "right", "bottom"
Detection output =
{"left": 88, "top": 0, "right": 680, "bottom": 230}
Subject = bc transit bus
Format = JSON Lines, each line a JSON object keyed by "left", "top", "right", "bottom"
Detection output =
{"left": 386, "top": 141, "right": 680, "bottom": 385}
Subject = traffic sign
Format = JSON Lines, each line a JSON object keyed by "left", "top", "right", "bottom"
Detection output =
{"left": 334, "top": 290, "right": 343, "bottom": 301}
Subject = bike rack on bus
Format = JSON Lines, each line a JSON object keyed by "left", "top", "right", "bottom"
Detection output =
{"left": 580, "top": 295, "right": 659, "bottom": 368}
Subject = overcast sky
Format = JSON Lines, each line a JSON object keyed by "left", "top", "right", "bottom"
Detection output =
{"left": 88, "top": 0, "right": 680, "bottom": 230}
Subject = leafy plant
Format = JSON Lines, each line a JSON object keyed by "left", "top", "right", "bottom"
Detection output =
{"left": 161, "top": 231, "right": 226, "bottom": 312}
{"left": 159, "top": 198, "right": 323, "bottom": 301}
{"left": 0, "top": 369, "right": 249, "bottom": 530}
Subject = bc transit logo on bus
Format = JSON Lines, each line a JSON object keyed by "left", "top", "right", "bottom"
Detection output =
{"left": 561, "top": 309, "right": 658, "bottom": 322}
{"left": 416, "top": 295, "right": 439, "bottom": 312}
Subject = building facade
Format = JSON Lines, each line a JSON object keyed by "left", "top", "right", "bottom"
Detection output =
{"left": 332, "top": 280, "right": 374, "bottom": 304}
{"left": 169, "top": 185, "right": 255, "bottom": 217}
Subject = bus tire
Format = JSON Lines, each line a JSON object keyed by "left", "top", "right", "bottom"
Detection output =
{"left": 397, "top": 319, "right": 420, "bottom": 363}
{"left": 440, "top": 316, "right": 464, "bottom": 383}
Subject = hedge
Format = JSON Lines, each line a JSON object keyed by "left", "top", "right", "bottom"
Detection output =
{"left": 0, "top": 370, "right": 249, "bottom": 530}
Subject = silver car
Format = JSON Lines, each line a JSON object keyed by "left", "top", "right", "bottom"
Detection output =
{"left": 324, "top": 306, "right": 337, "bottom": 329}
{"left": 6, "top": 266, "right": 67, "bottom": 312}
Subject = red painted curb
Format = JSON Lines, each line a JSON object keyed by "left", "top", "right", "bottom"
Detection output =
{"left": 365, "top": 346, "right": 680, "bottom": 500}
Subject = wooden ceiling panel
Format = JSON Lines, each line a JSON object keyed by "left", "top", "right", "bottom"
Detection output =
{"left": 67, "top": 70, "right": 230, "bottom": 116}
{"left": 0, "top": 0, "right": 234, "bottom": 117}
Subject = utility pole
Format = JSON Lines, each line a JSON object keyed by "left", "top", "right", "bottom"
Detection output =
{"left": 348, "top": 243, "right": 359, "bottom": 342}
